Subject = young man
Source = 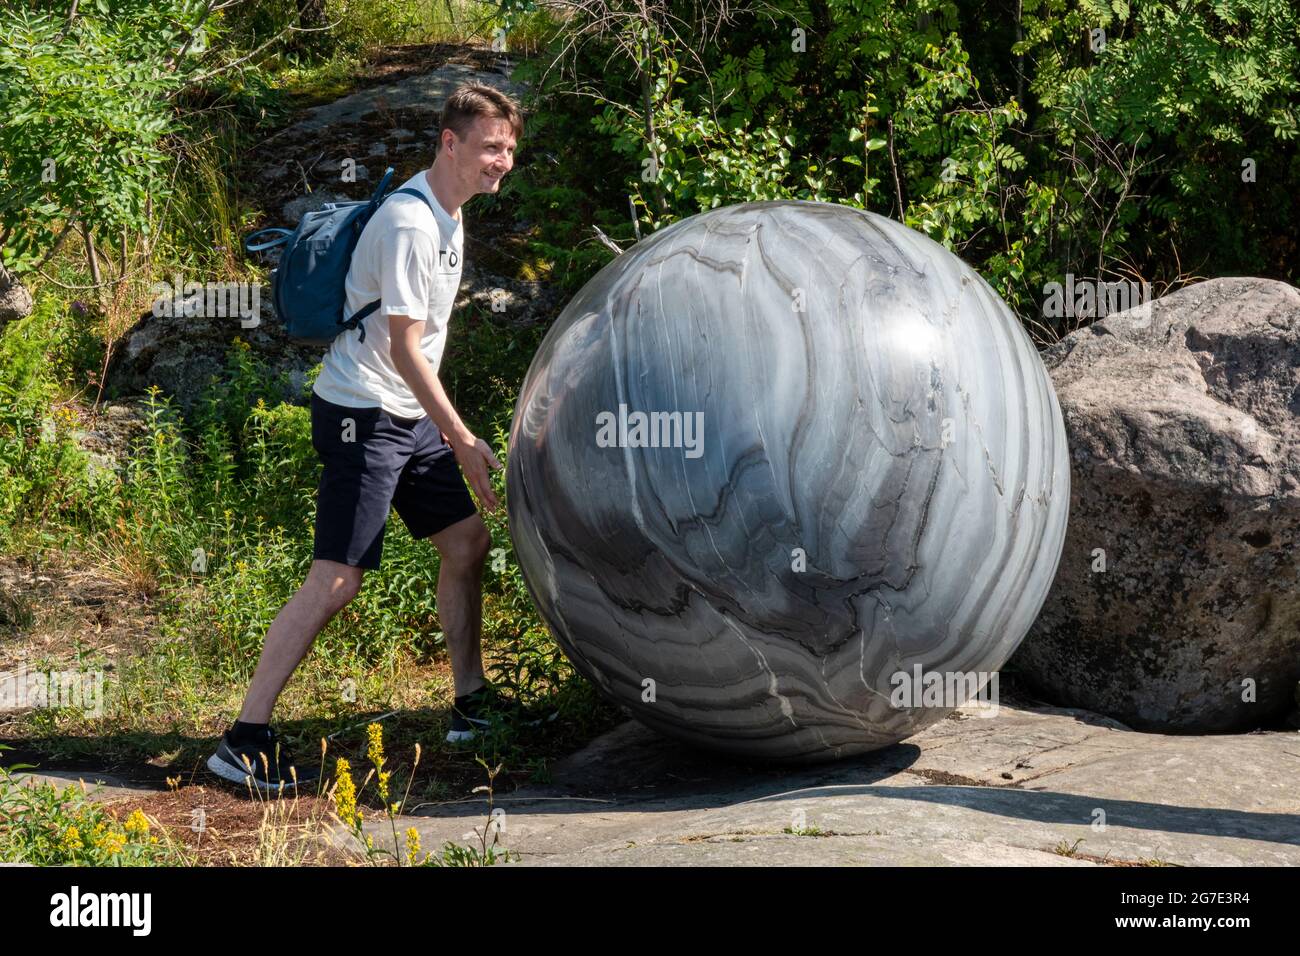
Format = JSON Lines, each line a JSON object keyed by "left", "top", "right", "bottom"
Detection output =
{"left": 207, "top": 83, "right": 524, "bottom": 791}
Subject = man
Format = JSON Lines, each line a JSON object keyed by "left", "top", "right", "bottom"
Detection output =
{"left": 207, "top": 82, "right": 524, "bottom": 791}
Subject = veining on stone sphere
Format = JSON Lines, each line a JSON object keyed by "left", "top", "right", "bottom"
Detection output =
{"left": 506, "top": 201, "right": 1070, "bottom": 763}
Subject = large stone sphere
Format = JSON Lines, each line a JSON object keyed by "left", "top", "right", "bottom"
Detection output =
{"left": 506, "top": 201, "right": 1069, "bottom": 763}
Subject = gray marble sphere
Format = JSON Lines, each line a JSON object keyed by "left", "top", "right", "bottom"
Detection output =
{"left": 507, "top": 201, "right": 1070, "bottom": 763}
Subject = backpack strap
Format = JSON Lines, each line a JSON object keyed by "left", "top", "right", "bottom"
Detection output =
{"left": 243, "top": 228, "right": 293, "bottom": 252}
{"left": 389, "top": 187, "right": 437, "bottom": 215}
{"left": 342, "top": 186, "right": 442, "bottom": 343}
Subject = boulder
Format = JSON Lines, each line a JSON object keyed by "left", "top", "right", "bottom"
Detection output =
{"left": 73, "top": 399, "right": 156, "bottom": 475}
{"left": 1012, "top": 277, "right": 1300, "bottom": 732}
{"left": 104, "top": 296, "right": 320, "bottom": 414}
{"left": 0, "top": 264, "right": 33, "bottom": 325}
{"left": 282, "top": 190, "right": 350, "bottom": 224}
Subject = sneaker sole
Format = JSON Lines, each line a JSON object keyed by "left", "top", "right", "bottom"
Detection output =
{"left": 206, "top": 753, "right": 308, "bottom": 793}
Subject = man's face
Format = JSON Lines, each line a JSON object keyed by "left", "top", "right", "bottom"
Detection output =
{"left": 444, "top": 116, "right": 516, "bottom": 196}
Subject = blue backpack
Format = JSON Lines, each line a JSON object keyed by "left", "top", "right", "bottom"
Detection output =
{"left": 243, "top": 167, "right": 434, "bottom": 344}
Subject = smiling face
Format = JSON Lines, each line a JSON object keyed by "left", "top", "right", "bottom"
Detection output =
{"left": 442, "top": 115, "right": 516, "bottom": 197}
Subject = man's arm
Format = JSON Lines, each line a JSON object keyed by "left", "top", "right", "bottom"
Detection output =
{"left": 389, "top": 313, "right": 501, "bottom": 511}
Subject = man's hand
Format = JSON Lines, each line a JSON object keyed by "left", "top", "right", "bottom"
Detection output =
{"left": 450, "top": 432, "right": 503, "bottom": 512}
{"left": 387, "top": 314, "right": 504, "bottom": 512}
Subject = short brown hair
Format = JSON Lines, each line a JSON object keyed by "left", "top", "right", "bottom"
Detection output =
{"left": 437, "top": 82, "right": 524, "bottom": 153}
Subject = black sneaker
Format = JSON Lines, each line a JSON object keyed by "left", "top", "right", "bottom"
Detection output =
{"left": 206, "top": 726, "right": 318, "bottom": 792}
{"left": 446, "top": 686, "right": 498, "bottom": 744}
{"left": 445, "top": 685, "right": 548, "bottom": 744}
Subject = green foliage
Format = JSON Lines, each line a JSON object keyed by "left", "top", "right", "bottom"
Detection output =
{"left": 323, "top": 0, "right": 425, "bottom": 56}
{"left": 0, "top": 750, "right": 188, "bottom": 865}
{"left": 0, "top": 299, "right": 115, "bottom": 544}
{"left": 0, "top": 2, "right": 190, "bottom": 270}
{"left": 531, "top": 0, "right": 1300, "bottom": 322}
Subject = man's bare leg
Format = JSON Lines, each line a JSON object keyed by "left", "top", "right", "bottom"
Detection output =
{"left": 430, "top": 514, "right": 492, "bottom": 697}
{"left": 238, "top": 559, "right": 364, "bottom": 723}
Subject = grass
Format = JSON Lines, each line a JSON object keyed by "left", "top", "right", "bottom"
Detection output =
{"left": 783, "top": 825, "right": 830, "bottom": 836}
{"left": 1050, "top": 837, "right": 1183, "bottom": 867}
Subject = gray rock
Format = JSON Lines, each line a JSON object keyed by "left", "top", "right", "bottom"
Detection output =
{"left": 9, "top": 769, "right": 156, "bottom": 805}
{"left": 0, "top": 263, "right": 33, "bottom": 324}
{"left": 71, "top": 399, "right": 154, "bottom": 475}
{"left": 329, "top": 703, "right": 1300, "bottom": 866}
{"left": 273, "top": 63, "right": 524, "bottom": 139}
{"left": 1013, "top": 277, "right": 1300, "bottom": 732}
{"left": 105, "top": 298, "right": 320, "bottom": 414}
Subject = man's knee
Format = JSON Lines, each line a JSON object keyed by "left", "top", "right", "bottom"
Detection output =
{"left": 305, "top": 561, "right": 364, "bottom": 610}
{"left": 435, "top": 516, "right": 491, "bottom": 568}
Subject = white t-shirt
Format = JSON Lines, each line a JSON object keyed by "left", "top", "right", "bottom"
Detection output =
{"left": 313, "top": 170, "right": 464, "bottom": 418}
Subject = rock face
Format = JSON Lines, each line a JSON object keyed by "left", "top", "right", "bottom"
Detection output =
{"left": 341, "top": 705, "right": 1300, "bottom": 866}
{"left": 104, "top": 298, "right": 321, "bottom": 413}
{"left": 1012, "top": 277, "right": 1300, "bottom": 732}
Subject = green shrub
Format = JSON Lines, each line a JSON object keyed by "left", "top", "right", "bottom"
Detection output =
{"left": 0, "top": 750, "right": 189, "bottom": 866}
{"left": 0, "top": 298, "right": 116, "bottom": 545}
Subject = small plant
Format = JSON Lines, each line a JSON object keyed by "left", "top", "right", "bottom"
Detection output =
{"left": 329, "top": 723, "right": 430, "bottom": 866}
{"left": 229, "top": 741, "right": 326, "bottom": 868}
{"left": 0, "top": 746, "right": 191, "bottom": 866}
{"left": 1053, "top": 837, "right": 1085, "bottom": 858}
{"left": 783, "top": 824, "right": 828, "bottom": 837}
{"left": 421, "top": 757, "right": 519, "bottom": 867}
{"left": 325, "top": 726, "right": 519, "bottom": 867}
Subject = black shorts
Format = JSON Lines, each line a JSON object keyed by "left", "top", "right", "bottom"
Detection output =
{"left": 310, "top": 392, "right": 478, "bottom": 569}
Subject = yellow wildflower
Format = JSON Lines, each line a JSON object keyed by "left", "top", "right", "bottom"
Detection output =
{"left": 377, "top": 771, "right": 390, "bottom": 804}
{"left": 333, "top": 758, "right": 359, "bottom": 828}
{"left": 63, "top": 825, "right": 83, "bottom": 851}
{"left": 405, "top": 827, "right": 421, "bottom": 865}
{"left": 124, "top": 809, "right": 150, "bottom": 837}
{"left": 102, "top": 831, "right": 125, "bottom": 855}
{"left": 366, "top": 723, "right": 385, "bottom": 771}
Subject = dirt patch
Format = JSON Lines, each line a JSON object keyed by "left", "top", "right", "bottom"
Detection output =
{"left": 902, "top": 767, "right": 1023, "bottom": 789}
{"left": 119, "top": 783, "right": 349, "bottom": 866}
{"left": 0, "top": 552, "right": 157, "bottom": 675}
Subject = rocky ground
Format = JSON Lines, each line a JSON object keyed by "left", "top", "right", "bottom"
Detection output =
{"left": 13, "top": 699, "right": 1299, "bottom": 866}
